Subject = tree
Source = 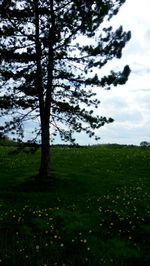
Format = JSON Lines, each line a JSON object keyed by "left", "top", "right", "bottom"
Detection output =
{"left": 0, "top": 0, "right": 131, "bottom": 180}
{"left": 140, "top": 141, "right": 150, "bottom": 147}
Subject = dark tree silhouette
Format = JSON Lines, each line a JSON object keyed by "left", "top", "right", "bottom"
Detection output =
{"left": 0, "top": 0, "right": 131, "bottom": 180}
{"left": 140, "top": 141, "right": 150, "bottom": 147}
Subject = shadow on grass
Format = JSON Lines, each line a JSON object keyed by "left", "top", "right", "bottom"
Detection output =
{"left": 14, "top": 174, "right": 88, "bottom": 196}
{"left": 14, "top": 175, "right": 58, "bottom": 192}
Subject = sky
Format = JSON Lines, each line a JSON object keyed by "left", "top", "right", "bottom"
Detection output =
{"left": 70, "top": 0, "right": 150, "bottom": 146}
{"left": 3, "top": 0, "right": 149, "bottom": 146}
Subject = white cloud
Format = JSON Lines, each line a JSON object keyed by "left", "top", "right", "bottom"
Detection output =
{"left": 89, "top": 0, "right": 150, "bottom": 145}
{"left": 54, "top": 0, "right": 150, "bottom": 146}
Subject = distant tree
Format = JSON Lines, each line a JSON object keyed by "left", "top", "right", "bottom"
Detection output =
{"left": 140, "top": 141, "right": 150, "bottom": 147}
{"left": 0, "top": 132, "right": 4, "bottom": 140}
{"left": 0, "top": 0, "right": 131, "bottom": 180}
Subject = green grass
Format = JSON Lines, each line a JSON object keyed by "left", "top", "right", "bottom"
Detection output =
{"left": 0, "top": 145, "right": 150, "bottom": 265}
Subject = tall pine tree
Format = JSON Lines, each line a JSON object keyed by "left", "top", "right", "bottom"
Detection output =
{"left": 0, "top": 0, "right": 131, "bottom": 180}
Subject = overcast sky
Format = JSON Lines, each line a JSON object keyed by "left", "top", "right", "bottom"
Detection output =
{"left": 70, "top": 0, "right": 150, "bottom": 146}
{"left": 22, "top": 0, "right": 150, "bottom": 145}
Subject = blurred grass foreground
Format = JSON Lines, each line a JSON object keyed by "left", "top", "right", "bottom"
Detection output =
{"left": 0, "top": 143, "right": 150, "bottom": 265}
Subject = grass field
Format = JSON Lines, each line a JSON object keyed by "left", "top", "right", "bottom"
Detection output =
{"left": 0, "top": 144, "right": 150, "bottom": 265}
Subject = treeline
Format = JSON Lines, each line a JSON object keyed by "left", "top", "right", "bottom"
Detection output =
{"left": 0, "top": 134, "right": 149, "bottom": 148}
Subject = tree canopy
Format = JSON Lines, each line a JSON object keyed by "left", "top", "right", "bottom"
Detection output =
{"left": 0, "top": 0, "right": 131, "bottom": 179}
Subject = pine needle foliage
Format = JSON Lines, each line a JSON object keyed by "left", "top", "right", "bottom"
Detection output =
{"left": 0, "top": 0, "right": 131, "bottom": 178}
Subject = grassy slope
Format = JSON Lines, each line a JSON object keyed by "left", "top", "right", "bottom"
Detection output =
{"left": 0, "top": 145, "right": 150, "bottom": 265}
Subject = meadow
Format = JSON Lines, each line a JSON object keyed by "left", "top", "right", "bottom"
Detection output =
{"left": 0, "top": 143, "right": 150, "bottom": 265}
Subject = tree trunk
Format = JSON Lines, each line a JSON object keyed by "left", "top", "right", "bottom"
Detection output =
{"left": 39, "top": 116, "right": 50, "bottom": 180}
{"left": 38, "top": 0, "right": 54, "bottom": 180}
{"left": 34, "top": 0, "right": 54, "bottom": 181}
